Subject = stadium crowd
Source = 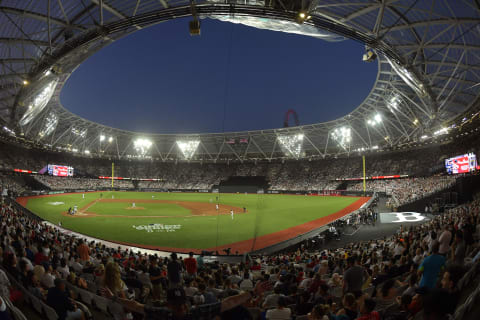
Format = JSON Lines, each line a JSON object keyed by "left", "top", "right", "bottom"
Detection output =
{"left": 347, "top": 176, "right": 457, "bottom": 207}
{"left": 34, "top": 176, "right": 134, "bottom": 191}
{"left": 0, "top": 191, "right": 479, "bottom": 320}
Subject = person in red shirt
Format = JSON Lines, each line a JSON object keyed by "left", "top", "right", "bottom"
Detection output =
{"left": 183, "top": 252, "right": 197, "bottom": 277}
{"left": 356, "top": 298, "right": 380, "bottom": 320}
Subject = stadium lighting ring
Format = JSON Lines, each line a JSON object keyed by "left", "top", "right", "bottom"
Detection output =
{"left": 1, "top": 1, "right": 479, "bottom": 161}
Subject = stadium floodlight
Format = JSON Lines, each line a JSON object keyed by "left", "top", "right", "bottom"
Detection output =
{"left": 421, "top": 135, "right": 429, "bottom": 140}
{"left": 84, "top": 150, "right": 90, "bottom": 154}
{"left": 388, "top": 95, "right": 400, "bottom": 112}
{"left": 434, "top": 128, "right": 449, "bottom": 136}
{"left": 367, "top": 113, "right": 382, "bottom": 126}
{"left": 108, "top": 136, "right": 113, "bottom": 143}
{"left": 277, "top": 133, "right": 304, "bottom": 158}
{"left": 371, "top": 145, "right": 379, "bottom": 150}
{"left": 134, "top": 138, "right": 152, "bottom": 156}
{"left": 38, "top": 113, "right": 58, "bottom": 138}
{"left": 19, "top": 79, "right": 58, "bottom": 126}
{"left": 331, "top": 127, "right": 351, "bottom": 150}
{"left": 99, "top": 135, "right": 105, "bottom": 142}
{"left": 176, "top": 140, "right": 200, "bottom": 160}
{"left": 71, "top": 127, "right": 87, "bottom": 138}
{"left": 22, "top": 80, "right": 29, "bottom": 86}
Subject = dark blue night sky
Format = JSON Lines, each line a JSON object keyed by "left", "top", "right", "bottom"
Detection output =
{"left": 60, "top": 18, "right": 377, "bottom": 134}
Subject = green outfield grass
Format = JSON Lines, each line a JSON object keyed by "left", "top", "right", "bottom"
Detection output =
{"left": 23, "top": 192, "right": 361, "bottom": 250}
{"left": 86, "top": 201, "right": 191, "bottom": 217}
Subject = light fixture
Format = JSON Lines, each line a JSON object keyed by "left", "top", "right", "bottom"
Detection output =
{"left": 296, "top": 11, "right": 311, "bottom": 24}
{"left": 277, "top": 134, "right": 304, "bottom": 158}
{"left": 331, "top": 126, "right": 352, "bottom": 150}
{"left": 84, "top": 150, "right": 90, "bottom": 154}
{"left": 99, "top": 135, "right": 105, "bottom": 142}
{"left": 22, "top": 80, "right": 29, "bottom": 85}
{"left": 134, "top": 138, "right": 152, "bottom": 156}
{"left": 176, "top": 140, "right": 200, "bottom": 160}
{"left": 108, "top": 136, "right": 113, "bottom": 143}
{"left": 367, "top": 113, "right": 382, "bottom": 126}
{"left": 362, "top": 49, "right": 377, "bottom": 62}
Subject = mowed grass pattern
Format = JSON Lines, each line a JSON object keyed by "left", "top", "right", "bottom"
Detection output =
{"left": 87, "top": 201, "right": 191, "bottom": 217}
{"left": 24, "top": 192, "right": 360, "bottom": 249}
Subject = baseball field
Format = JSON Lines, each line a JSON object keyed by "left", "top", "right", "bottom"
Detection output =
{"left": 17, "top": 192, "right": 369, "bottom": 253}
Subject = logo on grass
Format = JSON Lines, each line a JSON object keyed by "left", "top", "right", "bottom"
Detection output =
{"left": 132, "top": 224, "right": 181, "bottom": 233}
{"left": 47, "top": 202, "right": 65, "bottom": 206}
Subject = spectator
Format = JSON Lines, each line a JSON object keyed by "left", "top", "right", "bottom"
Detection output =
{"left": 418, "top": 242, "right": 445, "bottom": 288}
{"left": 46, "top": 278, "right": 84, "bottom": 320}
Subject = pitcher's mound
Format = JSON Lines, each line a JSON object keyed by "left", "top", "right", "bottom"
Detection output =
{"left": 125, "top": 206, "right": 145, "bottom": 210}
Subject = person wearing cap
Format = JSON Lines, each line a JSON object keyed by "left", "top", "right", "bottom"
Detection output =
{"left": 102, "top": 284, "right": 266, "bottom": 320}
{"left": 46, "top": 278, "right": 84, "bottom": 320}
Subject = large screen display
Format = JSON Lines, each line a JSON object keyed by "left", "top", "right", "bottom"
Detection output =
{"left": 445, "top": 153, "right": 477, "bottom": 174}
{"left": 47, "top": 164, "right": 74, "bottom": 177}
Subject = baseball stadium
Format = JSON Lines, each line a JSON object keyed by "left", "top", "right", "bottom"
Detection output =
{"left": 0, "top": 1, "right": 480, "bottom": 320}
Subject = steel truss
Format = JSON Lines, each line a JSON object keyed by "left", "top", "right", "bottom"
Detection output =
{"left": 0, "top": 0, "right": 479, "bottom": 161}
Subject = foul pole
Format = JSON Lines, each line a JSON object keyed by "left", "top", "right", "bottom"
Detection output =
{"left": 111, "top": 162, "right": 114, "bottom": 189}
{"left": 362, "top": 155, "right": 366, "bottom": 194}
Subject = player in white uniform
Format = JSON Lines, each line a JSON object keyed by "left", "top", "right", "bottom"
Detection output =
{"left": 215, "top": 204, "right": 219, "bottom": 211}
{"left": 132, "top": 202, "right": 136, "bottom": 208}
{"left": 230, "top": 209, "right": 234, "bottom": 220}
{"left": 82, "top": 193, "right": 85, "bottom": 199}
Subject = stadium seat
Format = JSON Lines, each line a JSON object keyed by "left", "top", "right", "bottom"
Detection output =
{"left": 29, "top": 295, "right": 44, "bottom": 314}
{"left": 43, "top": 305, "right": 59, "bottom": 320}
{"left": 78, "top": 288, "right": 94, "bottom": 305}
{"left": 93, "top": 295, "right": 110, "bottom": 314}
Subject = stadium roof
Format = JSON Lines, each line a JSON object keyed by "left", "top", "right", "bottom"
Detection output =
{"left": 1, "top": 0, "right": 479, "bottom": 161}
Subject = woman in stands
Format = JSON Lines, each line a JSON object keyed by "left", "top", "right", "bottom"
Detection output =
{"left": 102, "top": 261, "right": 127, "bottom": 299}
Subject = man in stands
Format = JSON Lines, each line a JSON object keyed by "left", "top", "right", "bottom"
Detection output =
{"left": 148, "top": 257, "right": 163, "bottom": 300}
{"left": 46, "top": 278, "right": 84, "bottom": 320}
{"left": 76, "top": 239, "right": 90, "bottom": 262}
{"left": 438, "top": 224, "right": 452, "bottom": 256}
{"left": 183, "top": 252, "right": 197, "bottom": 278}
{"left": 357, "top": 297, "right": 380, "bottom": 320}
{"left": 343, "top": 256, "right": 368, "bottom": 297}
{"left": 167, "top": 253, "right": 182, "bottom": 288}
{"left": 418, "top": 242, "right": 445, "bottom": 288}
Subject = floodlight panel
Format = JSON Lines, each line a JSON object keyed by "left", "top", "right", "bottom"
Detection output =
{"left": 277, "top": 134, "right": 304, "bottom": 158}
{"left": 176, "top": 140, "right": 200, "bottom": 160}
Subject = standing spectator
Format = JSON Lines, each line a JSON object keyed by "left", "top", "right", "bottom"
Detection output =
{"left": 183, "top": 252, "right": 197, "bottom": 277}
{"left": 438, "top": 225, "right": 452, "bottom": 256}
{"left": 167, "top": 253, "right": 182, "bottom": 288}
{"left": 452, "top": 230, "right": 466, "bottom": 265}
{"left": 343, "top": 256, "right": 368, "bottom": 296}
{"left": 418, "top": 242, "right": 445, "bottom": 288}
{"left": 149, "top": 257, "right": 162, "bottom": 300}
{"left": 76, "top": 240, "right": 90, "bottom": 262}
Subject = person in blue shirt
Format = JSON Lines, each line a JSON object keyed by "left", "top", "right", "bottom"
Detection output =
{"left": 418, "top": 242, "right": 446, "bottom": 288}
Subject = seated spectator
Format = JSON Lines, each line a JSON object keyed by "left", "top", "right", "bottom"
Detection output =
{"left": 307, "top": 304, "right": 330, "bottom": 320}
{"left": 335, "top": 293, "right": 358, "bottom": 320}
{"left": 374, "top": 279, "right": 397, "bottom": 311}
{"left": 265, "top": 296, "right": 291, "bottom": 320}
{"left": 239, "top": 272, "right": 253, "bottom": 291}
{"left": 263, "top": 286, "right": 284, "bottom": 309}
{"left": 383, "top": 294, "right": 412, "bottom": 320}
{"left": 357, "top": 298, "right": 380, "bottom": 320}
{"left": 46, "top": 278, "right": 84, "bottom": 320}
